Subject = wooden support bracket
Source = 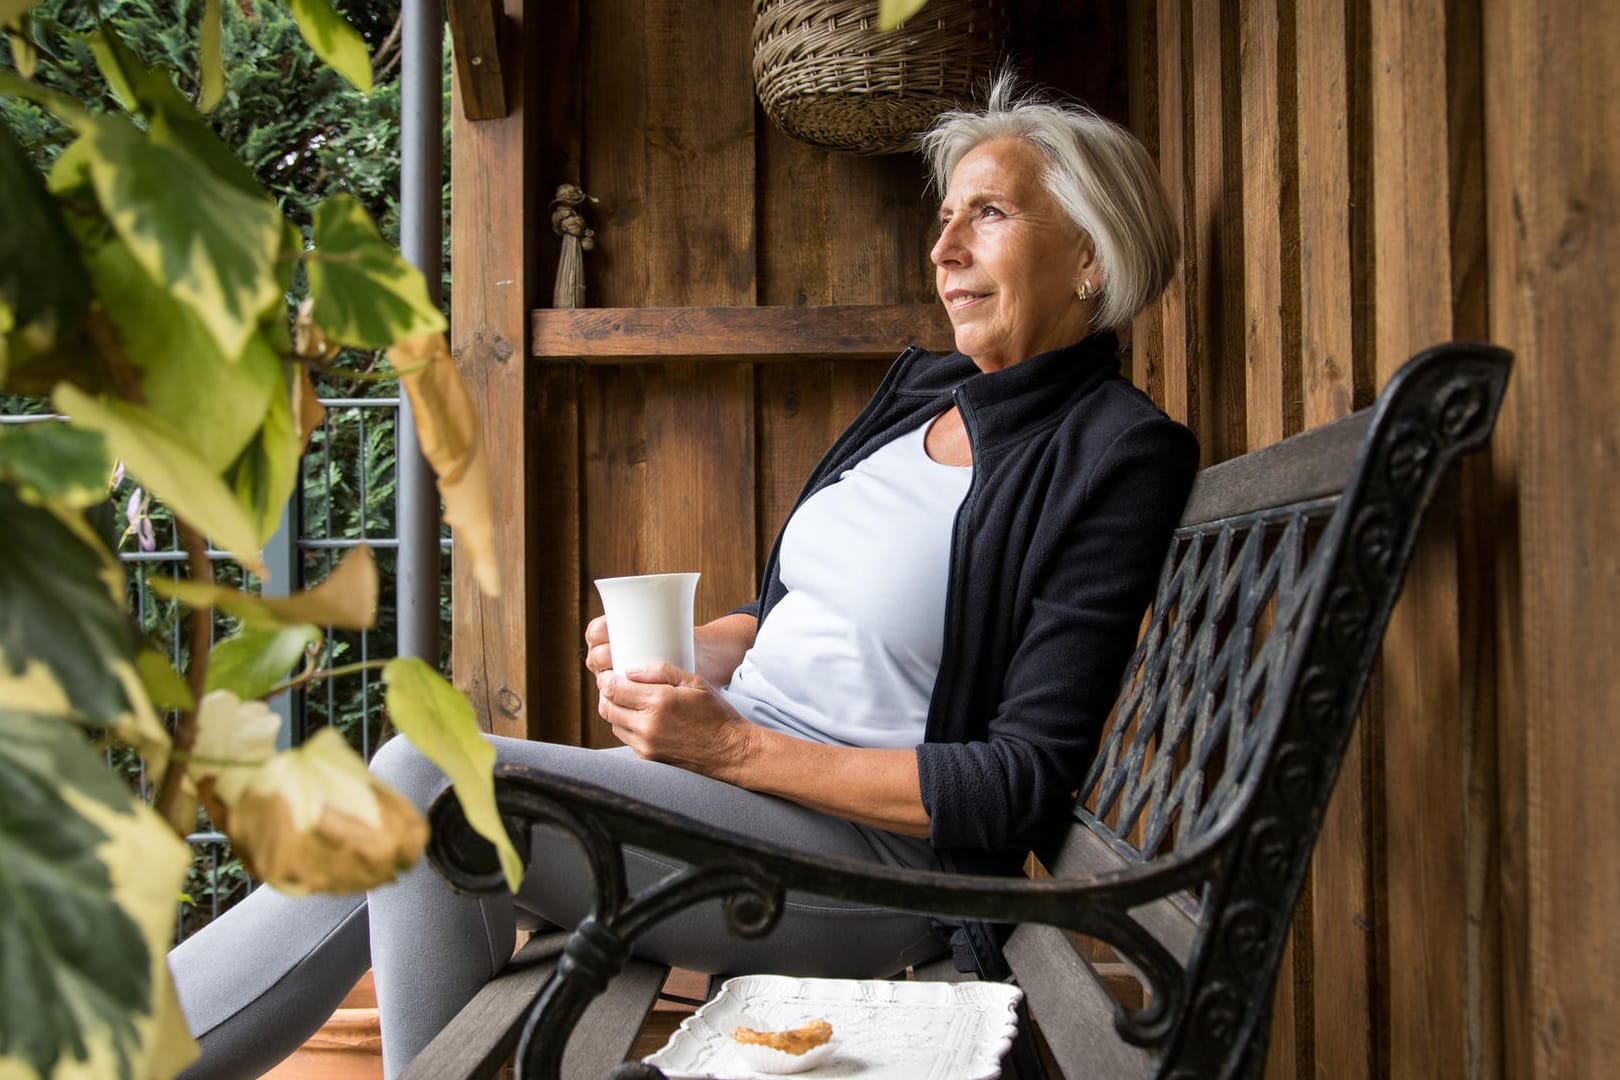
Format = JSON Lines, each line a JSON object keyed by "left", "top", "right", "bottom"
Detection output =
{"left": 446, "top": 0, "right": 507, "bottom": 121}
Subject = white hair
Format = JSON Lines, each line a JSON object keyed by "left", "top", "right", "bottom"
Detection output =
{"left": 919, "top": 74, "right": 1180, "bottom": 332}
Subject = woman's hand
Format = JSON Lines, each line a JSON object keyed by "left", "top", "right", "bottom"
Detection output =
{"left": 595, "top": 663, "right": 758, "bottom": 781}
{"left": 584, "top": 612, "right": 758, "bottom": 687}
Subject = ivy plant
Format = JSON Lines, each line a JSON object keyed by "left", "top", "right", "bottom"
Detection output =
{"left": 0, "top": 2, "right": 519, "bottom": 1077}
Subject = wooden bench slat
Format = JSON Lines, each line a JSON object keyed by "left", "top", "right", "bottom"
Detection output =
{"left": 401, "top": 933, "right": 670, "bottom": 1080}
{"left": 1179, "top": 409, "right": 1370, "bottom": 524}
{"left": 1047, "top": 826, "right": 1199, "bottom": 967}
{"left": 1005, "top": 923, "right": 1154, "bottom": 1080}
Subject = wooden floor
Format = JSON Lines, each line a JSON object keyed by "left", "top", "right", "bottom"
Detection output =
{"left": 262, "top": 968, "right": 704, "bottom": 1079}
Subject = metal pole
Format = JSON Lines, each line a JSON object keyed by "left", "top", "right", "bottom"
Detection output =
{"left": 397, "top": 0, "right": 444, "bottom": 666}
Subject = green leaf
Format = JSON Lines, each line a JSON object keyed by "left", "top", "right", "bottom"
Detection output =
{"left": 878, "top": 0, "right": 930, "bottom": 30}
{"left": 0, "top": 715, "right": 148, "bottom": 1080}
{"left": 206, "top": 625, "right": 321, "bottom": 701}
{"left": 77, "top": 112, "right": 281, "bottom": 362}
{"left": 0, "top": 485, "right": 140, "bottom": 731}
{"left": 136, "top": 649, "right": 194, "bottom": 712}
{"left": 52, "top": 385, "right": 266, "bottom": 574}
{"left": 199, "top": 0, "right": 225, "bottom": 112}
{"left": 0, "top": 0, "right": 43, "bottom": 30}
{"left": 287, "top": 0, "right": 373, "bottom": 94}
{"left": 89, "top": 27, "right": 261, "bottom": 199}
{"left": 226, "top": 360, "right": 302, "bottom": 545}
{"left": 5, "top": 19, "right": 38, "bottom": 80}
{"left": 0, "top": 709, "right": 196, "bottom": 1079}
{"left": 308, "top": 194, "right": 445, "bottom": 349}
{"left": 0, "top": 116, "right": 91, "bottom": 362}
{"left": 0, "top": 423, "right": 109, "bottom": 507}
{"left": 86, "top": 235, "right": 279, "bottom": 472}
{"left": 383, "top": 658, "right": 524, "bottom": 891}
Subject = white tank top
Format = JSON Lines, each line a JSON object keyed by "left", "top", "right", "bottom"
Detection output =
{"left": 720, "top": 418, "right": 971, "bottom": 748}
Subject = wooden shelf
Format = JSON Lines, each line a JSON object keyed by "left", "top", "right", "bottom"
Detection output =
{"left": 530, "top": 304, "right": 954, "bottom": 363}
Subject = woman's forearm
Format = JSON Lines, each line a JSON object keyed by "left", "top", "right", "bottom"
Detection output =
{"left": 695, "top": 612, "right": 757, "bottom": 687}
{"left": 725, "top": 728, "right": 930, "bottom": 838}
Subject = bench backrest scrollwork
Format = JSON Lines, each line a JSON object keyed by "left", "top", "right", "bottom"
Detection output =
{"left": 1062, "top": 342, "right": 1512, "bottom": 1077}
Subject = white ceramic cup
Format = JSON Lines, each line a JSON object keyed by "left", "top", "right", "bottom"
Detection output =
{"left": 593, "top": 572, "right": 701, "bottom": 674}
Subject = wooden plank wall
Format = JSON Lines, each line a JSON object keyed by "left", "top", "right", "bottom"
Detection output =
{"left": 1130, "top": 0, "right": 1619, "bottom": 1076}
{"left": 453, "top": 0, "right": 1616, "bottom": 1074}
{"left": 490, "top": 0, "right": 1123, "bottom": 748}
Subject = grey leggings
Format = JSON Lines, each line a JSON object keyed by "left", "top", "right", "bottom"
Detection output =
{"left": 168, "top": 736, "right": 946, "bottom": 1079}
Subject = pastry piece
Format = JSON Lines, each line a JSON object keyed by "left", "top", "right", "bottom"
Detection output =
{"left": 731, "top": 1019, "right": 833, "bottom": 1056}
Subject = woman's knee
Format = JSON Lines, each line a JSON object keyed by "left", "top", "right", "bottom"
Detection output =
{"left": 368, "top": 734, "right": 451, "bottom": 809}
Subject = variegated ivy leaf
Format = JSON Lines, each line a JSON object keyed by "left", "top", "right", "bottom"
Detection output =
{"left": 286, "top": 0, "right": 373, "bottom": 94}
{"left": 0, "top": 423, "right": 109, "bottom": 508}
{"left": 85, "top": 234, "right": 280, "bottom": 473}
{"left": 74, "top": 110, "right": 281, "bottom": 363}
{"left": 0, "top": 485, "right": 138, "bottom": 731}
{"left": 224, "top": 358, "right": 303, "bottom": 546}
{"left": 384, "top": 658, "right": 523, "bottom": 891}
{"left": 219, "top": 727, "right": 427, "bottom": 895}
{"left": 153, "top": 545, "right": 377, "bottom": 630}
{"left": 390, "top": 333, "right": 500, "bottom": 597}
{"left": 189, "top": 689, "right": 280, "bottom": 812}
{"left": 307, "top": 194, "right": 445, "bottom": 349}
{"left": 206, "top": 625, "right": 322, "bottom": 702}
{"left": 0, "top": 114, "right": 91, "bottom": 391}
{"left": 88, "top": 27, "right": 260, "bottom": 200}
{"left": 135, "top": 648, "right": 194, "bottom": 713}
{"left": 52, "top": 385, "right": 267, "bottom": 577}
{"left": 0, "top": 708, "right": 197, "bottom": 1080}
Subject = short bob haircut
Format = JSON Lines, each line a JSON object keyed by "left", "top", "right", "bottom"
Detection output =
{"left": 920, "top": 75, "right": 1180, "bottom": 334}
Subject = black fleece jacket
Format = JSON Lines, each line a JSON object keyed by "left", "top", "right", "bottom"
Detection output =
{"left": 738, "top": 331, "right": 1199, "bottom": 878}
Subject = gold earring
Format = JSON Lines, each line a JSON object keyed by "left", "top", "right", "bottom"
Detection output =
{"left": 1077, "top": 281, "right": 1093, "bottom": 302}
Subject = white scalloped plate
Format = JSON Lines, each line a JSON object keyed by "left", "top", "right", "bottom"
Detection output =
{"left": 642, "top": 974, "right": 1023, "bottom": 1079}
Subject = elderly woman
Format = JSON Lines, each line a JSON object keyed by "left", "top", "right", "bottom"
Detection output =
{"left": 169, "top": 76, "right": 1197, "bottom": 1078}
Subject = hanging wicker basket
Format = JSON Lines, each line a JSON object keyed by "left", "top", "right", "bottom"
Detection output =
{"left": 752, "top": 0, "right": 1008, "bottom": 156}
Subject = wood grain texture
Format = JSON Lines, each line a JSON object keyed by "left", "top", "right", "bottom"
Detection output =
{"left": 1490, "top": 3, "right": 1620, "bottom": 1077}
{"left": 446, "top": 0, "right": 506, "bottom": 121}
{"left": 1292, "top": 2, "right": 1376, "bottom": 1077}
{"left": 1155, "top": 0, "right": 1192, "bottom": 430}
{"left": 638, "top": 0, "right": 756, "bottom": 637}
{"left": 1128, "top": 0, "right": 1165, "bottom": 405}
{"left": 580, "top": 365, "right": 646, "bottom": 748}
{"left": 1239, "top": 0, "right": 1288, "bottom": 452}
{"left": 1368, "top": 3, "right": 1470, "bottom": 1077}
{"left": 1479, "top": 3, "right": 1530, "bottom": 1077}
{"left": 448, "top": 0, "right": 540, "bottom": 739}
{"left": 530, "top": 305, "right": 954, "bottom": 362}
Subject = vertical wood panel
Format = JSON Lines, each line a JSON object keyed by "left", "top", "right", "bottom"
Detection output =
{"left": 640, "top": 0, "right": 756, "bottom": 624}
{"left": 449, "top": 0, "right": 544, "bottom": 740}
{"left": 1444, "top": 2, "right": 1501, "bottom": 1075}
{"left": 1368, "top": 3, "right": 1471, "bottom": 1079}
{"left": 1293, "top": 1, "right": 1376, "bottom": 1076}
{"left": 755, "top": 132, "right": 931, "bottom": 568}
{"left": 1240, "top": 0, "right": 1287, "bottom": 451}
{"left": 1185, "top": 0, "right": 1220, "bottom": 453}
{"left": 1479, "top": 2, "right": 1530, "bottom": 1074}
{"left": 1490, "top": 2, "right": 1620, "bottom": 1077}
{"left": 1128, "top": 0, "right": 1165, "bottom": 404}
{"left": 524, "top": 0, "right": 585, "bottom": 745}
{"left": 580, "top": 367, "right": 646, "bottom": 747}
{"left": 1155, "top": 0, "right": 1192, "bottom": 429}
{"left": 578, "top": 0, "right": 651, "bottom": 747}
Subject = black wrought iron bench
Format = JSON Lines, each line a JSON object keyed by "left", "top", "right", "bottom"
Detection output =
{"left": 407, "top": 342, "right": 1511, "bottom": 1080}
